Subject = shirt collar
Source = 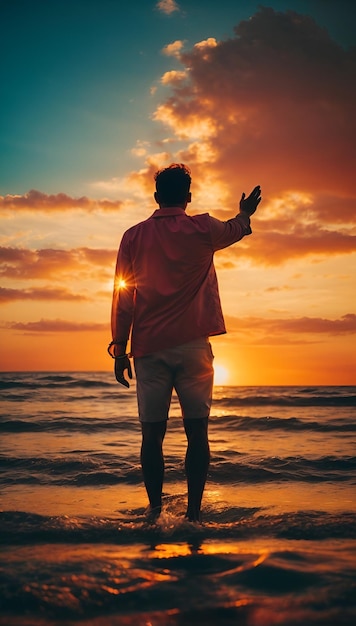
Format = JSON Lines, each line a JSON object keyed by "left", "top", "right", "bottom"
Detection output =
{"left": 151, "top": 207, "right": 186, "bottom": 218}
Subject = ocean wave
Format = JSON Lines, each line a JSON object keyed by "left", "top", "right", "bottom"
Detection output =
{"left": 0, "top": 417, "right": 139, "bottom": 432}
{"left": 1, "top": 508, "right": 355, "bottom": 544}
{"left": 0, "top": 372, "right": 125, "bottom": 393}
{"left": 213, "top": 393, "right": 356, "bottom": 407}
{"left": 0, "top": 377, "right": 114, "bottom": 390}
{"left": 208, "top": 455, "right": 356, "bottom": 483}
{"left": 210, "top": 415, "right": 356, "bottom": 432}
{"left": 1, "top": 453, "right": 354, "bottom": 486}
{"left": 1, "top": 414, "right": 355, "bottom": 434}
{"left": 1, "top": 377, "right": 355, "bottom": 404}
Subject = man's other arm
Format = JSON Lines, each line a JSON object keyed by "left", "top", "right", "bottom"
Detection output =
{"left": 111, "top": 234, "right": 135, "bottom": 356}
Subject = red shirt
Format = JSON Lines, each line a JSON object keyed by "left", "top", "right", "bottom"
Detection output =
{"left": 111, "top": 207, "right": 251, "bottom": 357}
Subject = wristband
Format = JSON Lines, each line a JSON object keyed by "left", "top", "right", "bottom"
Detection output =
{"left": 107, "top": 340, "right": 127, "bottom": 359}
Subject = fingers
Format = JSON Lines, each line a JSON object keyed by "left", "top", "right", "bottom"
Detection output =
{"left": 241, "top": 187, "right": 261, "bottom": 203}
{"left": 114, "top": 357, "right": 132, "bottom": 388}
{"left": 248, "top": 185, "right": 261, "bottom": 206}
{"left": 115, "top": 365, "right": 130, "bottom": 387}
{"left": 117, "top": 376, "right": 130, "bottom": 388}
{"left": 250, "top": 185, "right": 261, "bottom": 197}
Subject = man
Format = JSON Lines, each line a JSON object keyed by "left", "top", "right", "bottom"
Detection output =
{"left": 109, "top": 163, "right": 261, "bottom": 522}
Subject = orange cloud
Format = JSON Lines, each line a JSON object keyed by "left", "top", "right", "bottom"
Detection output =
{"left": 156, "top": 0, "right": 180, "bottom": 16}
{"left": 0, "top": 287, "right": 88, "bottom": 303}
{"left": 0, "top": 286, "right": 88, "bottom": 303}
{"left": 0, "top": 190, "right": 124, "bottom": 213}
{"left": 162, "top": 40, "right": 185, "bottom": 57}
{"left": 194, "top": 38, "right": 217, "bottom": 51}
{"left": 131, "top": 140, "right": 150, "bottom": 157}
{"left": 0, "top": 247, "right": 116, "bottom": 279}
{"left": 154, "top": 103, "right": 217, "bottom": 139}
{"left": 305, "top": 194, "right": 356, "bottom": 225}
{"left": 161, "top": 70, "right": 187, "bottom": 85}
{"left": 5, "top": 319, "right": 108, "bottom": 332}
{"left": 219, "top": 225, "right": 356, "bottom": 266}
{"left": 224, "top": 313, "right": 356, "bottom": 342}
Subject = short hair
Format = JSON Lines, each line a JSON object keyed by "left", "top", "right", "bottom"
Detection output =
{"left": 154, "top": 163, "right": 191, "bottom": 205}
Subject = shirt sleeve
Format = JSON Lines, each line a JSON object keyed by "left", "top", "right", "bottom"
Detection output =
{"left": 111, "top": 233, "right": 135, "bottom": 346}
{"left": 208, "top": 212, "right": 252, "bottom": 251}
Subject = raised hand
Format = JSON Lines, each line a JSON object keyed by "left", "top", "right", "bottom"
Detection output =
{"left": 239, "top": 185, "right": 261, "bottom": 216}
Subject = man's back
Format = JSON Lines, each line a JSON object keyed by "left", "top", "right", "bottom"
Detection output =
{"left": 111, "top": 163, "right": 259, "bottom": 362}
{"left": 117, "top": 207, "right": 224, "bottom": 357}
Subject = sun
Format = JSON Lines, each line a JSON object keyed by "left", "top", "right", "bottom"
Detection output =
{"left": 114, "top": 278, "right": 126, "bottom": 289}
{"left": 213, "top": 363, "right": 229, "bottom": 386}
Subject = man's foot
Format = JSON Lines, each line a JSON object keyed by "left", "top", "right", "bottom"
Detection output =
{"left": 185, "top": 511, "right": 202, "bottom": 524}
{"left": 145, "top": 505, "right": 161, "bottom": 523}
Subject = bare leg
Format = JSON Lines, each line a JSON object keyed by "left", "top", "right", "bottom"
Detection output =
{"left": 140, "top": 421, "right": 167, "bottom": 519}
{"left": 184, "top": 417, "right": 210, "bottom": 522}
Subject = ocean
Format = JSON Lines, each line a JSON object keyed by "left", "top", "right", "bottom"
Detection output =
{"left": 0, "top": 372, "right": 355, "bottom": 625}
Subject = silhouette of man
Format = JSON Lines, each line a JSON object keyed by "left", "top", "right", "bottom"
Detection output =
{"left": 109, "top": 164, "right": 261, "bottom": 522}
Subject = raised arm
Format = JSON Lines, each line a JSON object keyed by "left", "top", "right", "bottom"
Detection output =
{"left": 209, "top": 185, "right": 261, "bottom": 251}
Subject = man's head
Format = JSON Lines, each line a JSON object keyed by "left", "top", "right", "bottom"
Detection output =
{"left": 154, "top": 163, "right": 191, "bottom": 208}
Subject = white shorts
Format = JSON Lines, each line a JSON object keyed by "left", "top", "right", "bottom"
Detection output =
{"left": 134, "top": 337, "right": 214, "bottom": 422}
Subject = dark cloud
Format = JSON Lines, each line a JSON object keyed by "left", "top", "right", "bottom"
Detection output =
{"left": 154, "top": 7, "right": 355, "bottom": 200}
{"left": 305, "top": 194, "right": 356, "bottom": 224}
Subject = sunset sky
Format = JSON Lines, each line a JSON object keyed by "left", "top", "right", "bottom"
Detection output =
{"left": 1, "top": 0, "right": 355, "bottom": 384}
